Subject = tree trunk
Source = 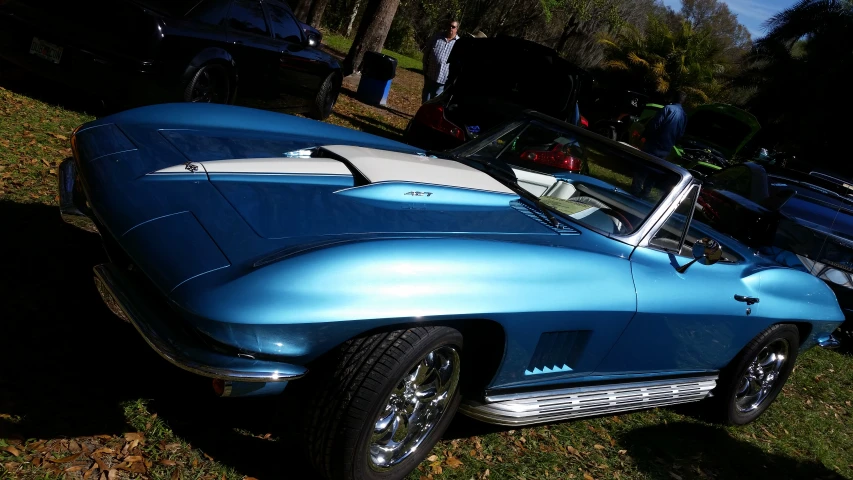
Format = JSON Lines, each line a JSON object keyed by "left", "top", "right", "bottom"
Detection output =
{"left": 342, "top": 0, "right": 401, "bottom": 76}
{"left": 307, "top": 0, "right": 332, "bottom": 28}
{"left": 555, "top": 17, "right": 579, "bottom": 54}
{"left": 293, "top": 0, "right": 313, "bottom": 22}
{"left": 345, "top": 0, "right": 363, "bottom": 37}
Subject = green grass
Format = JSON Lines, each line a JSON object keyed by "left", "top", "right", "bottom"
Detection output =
{"left": 322, "top": 32, "right": 424, "bottom": 71}
{"left": 2, "top": 81, "right": 853, "bottom": 480}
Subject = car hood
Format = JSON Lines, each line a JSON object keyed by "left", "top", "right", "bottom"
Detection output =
{"left": 445, "top": 35, "right": 588, "bottom": 124}
{"left": 72, "top": 105, "right": 568, "bottom": 293}
{"left": 680, "top": 104, "right": 761, "bottom": 159}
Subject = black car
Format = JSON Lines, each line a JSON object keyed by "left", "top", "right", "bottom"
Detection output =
{"left": 694, "top": 162, "right": 853, "bottom": 349}
{"left": 404, "top": 35, "right": 589, "bottom": 152}
{"left": 0, "top": 0, "right": 341, "bottom": 118}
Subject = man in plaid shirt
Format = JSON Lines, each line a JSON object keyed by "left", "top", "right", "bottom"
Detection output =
{"left": 421, "top": 19, "right": 460, "bottom": 103}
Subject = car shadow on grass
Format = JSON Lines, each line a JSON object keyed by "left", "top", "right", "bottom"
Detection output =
{"left": 0, "top": 61, "right": 108, "bottom": 116}
{"left": 619, "top": 422, "right": 845, "bottom": 480}
{"left": 0, "top": 200, "right": 321, "bottom": 479}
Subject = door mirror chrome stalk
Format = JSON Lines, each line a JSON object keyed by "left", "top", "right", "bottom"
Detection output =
{"left": 676, "top": 237, "right": 723, "bottom": 273}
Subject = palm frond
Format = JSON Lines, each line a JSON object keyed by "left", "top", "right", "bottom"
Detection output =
{"left": 628, "top": 52, "right": 649, "bottom": 67}
{"left": 603, "top": 60, "right": 629, "bottom": 70}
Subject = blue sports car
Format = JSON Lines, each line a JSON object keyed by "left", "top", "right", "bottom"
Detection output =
{"left": 60, "top": 103, "right": 844, "bottom": 480}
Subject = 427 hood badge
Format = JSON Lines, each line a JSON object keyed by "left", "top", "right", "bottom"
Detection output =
{"left": 404, "top": 191, "right": 433, "bottom": 197}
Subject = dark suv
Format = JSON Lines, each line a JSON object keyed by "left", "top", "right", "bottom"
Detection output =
{"left": 0, "top": 0, "right": 342, "bottom": 118}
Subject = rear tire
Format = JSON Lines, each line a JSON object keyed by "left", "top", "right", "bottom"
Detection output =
{"left": 301, "top": 326, "right": 463, "bottom": 480}
{"left": 710, "top": 324, "right": 799, "bottom": 425}
{"left": 308, "top": 71, "right": 341, "bottom": 120}
{"left": 182, "top": 64, "right": 231, "bottom": 104}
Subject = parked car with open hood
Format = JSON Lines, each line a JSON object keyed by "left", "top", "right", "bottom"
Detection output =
{"left": 627, "top": 103, "right": 761, "bottom": 176}
{"left": 61, "top": 103, "right": 843, "bottom": 480}
{"left": 403, "top": 35, "right": 589, "bottom": 151}
{"left": 0, "top": 0, "right": 340, "bottom": 118}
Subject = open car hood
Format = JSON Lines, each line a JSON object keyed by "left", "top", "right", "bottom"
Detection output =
{"left": 681, "top": 103, "right": 761, "bottom": 159}
{"left": 445, "top": 35, "right": 589, "bottom": 123}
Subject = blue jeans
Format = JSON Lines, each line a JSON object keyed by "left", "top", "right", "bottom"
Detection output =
{"left": 422, "top": 79, "right": 445, "bottom": 103}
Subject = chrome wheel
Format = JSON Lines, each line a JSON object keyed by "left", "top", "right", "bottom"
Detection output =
{"left": 368, "top": 345, "right": 460, "bottom": 470}
{"left": 735, "top": 338, "right": 789, "bottom": 413}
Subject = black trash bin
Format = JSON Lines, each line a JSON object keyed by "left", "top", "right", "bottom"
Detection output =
{"left": 357, "top": 52, "right": 398, "bottom": 105}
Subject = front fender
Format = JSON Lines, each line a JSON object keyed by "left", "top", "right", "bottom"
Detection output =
{"left": 169, "top": 236, "right": 638, "bottom": 387}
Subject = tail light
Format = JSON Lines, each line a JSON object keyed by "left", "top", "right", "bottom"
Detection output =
{"left": 412, "top": 103, "right": 465, "bottom": 140}
{"left": 580, "top": 116, "right": 589, "bottom": 128}
{"left": 520, "top": 144, "right": 582, "bottom": 172}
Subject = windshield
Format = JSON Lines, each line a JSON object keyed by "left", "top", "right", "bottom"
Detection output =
{"left": 463, "top": 119, "right": 682, "bottom": 235}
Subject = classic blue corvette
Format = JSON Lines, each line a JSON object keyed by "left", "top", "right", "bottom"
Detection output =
{"left": 60, "top": 103, "right": 844, "bottom": 480}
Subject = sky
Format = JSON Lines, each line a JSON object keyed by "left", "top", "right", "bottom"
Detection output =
{"left": 660, "top": 0, "right": 797, "bottom": 37}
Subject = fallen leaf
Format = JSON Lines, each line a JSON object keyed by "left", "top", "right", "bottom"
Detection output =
{"left": 567, "top": 446, "right": 580, "bottom": 456}
{"left": 124, "top": 456, "right": 143, "bottom": 463}
{"left": 99, "top": 471, "right": 107, "bottom": 480}
{"left": 171, "top": 467, "right": 181, "bottom": 480}
{"left": 66, "top": 465, "right": 85, "bottom": 473}
{"left": 33, "top": 457, "right": 42, "bottom": 467}
{"left": 610, "top": 438, "right": 616, "bottom": 447}
{"left": 203, "top": 453, "right": 214, "bottom": 462}
{"left": 50, "top": 452, "right": 81, "bottom": 463}
{"left": 670, "top": 473, "right": 683, "bottom": 480}
{"left": 164, "top": 443, "right": 181, "bottom": 451}
{"left": 430, "top": 462, "right": 442, "bottom": 475}
{"left": 93, "top": 448, "right": 114, "bottom": 456}
{"left": 618, "top": 450, "right": 628, "bottom": 455}
{"left": 483, "top": 469, "right": 490, "bottom": 477}
{"left": 108, "top": 468, "right": 118, "bottom": 480}
{"left": 262, "top": 433, "right": 272, "bottom": 439}
{"left": 2, "top": 446, "right": 20, "bottom": 457}
{"left": 446, "top": 456, "right": 463, "bottom": 468}
{"left": 92, "top": 454, "right": 108, "bottom": 472}
{"left": 128, "top": 439, "right": 139, "bottom": 451}
{"left": 83, "top": 464, "right": 98, "bottom": 479}
{"left": 584, "top": 474, "right": 594, "bottom": 480}
{"left": 470, "top": 449, "right": 477, "bottom": 456}
{"left": 160, "top": 460, "right": 177, "bottom": 466}
{"left": 95, "top": 435, "right": 112, "bottom": 440}
{"left": 427, "top": 455, "right": 438, "bottom": 462}
{"left": 50, "top": 133, "right": 68, "bottom": 140}
{"left": 124, "top": 433, "right": 144, "bottom": 443}
{"left": 594, "top": 444, "right": 605, "bottom": 450}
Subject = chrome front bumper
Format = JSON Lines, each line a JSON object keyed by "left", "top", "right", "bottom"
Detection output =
{"left": 93, "top": 262, "right": 307, "bottom": 382}
{"left": 58, "top": 158, "right": 98, "bottom": 233}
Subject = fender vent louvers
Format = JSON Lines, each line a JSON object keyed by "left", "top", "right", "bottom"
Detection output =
{"left": 510, "top": 200, "right": 579, "bottom": 235}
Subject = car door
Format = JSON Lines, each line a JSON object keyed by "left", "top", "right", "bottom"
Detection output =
{"left": 224, "top": 0, "right": 279, "bottom": 100}
{"left": 264, "top": 1, "right": 327, "bottom": 108}
{"left": 594, "top": 183, "right": 766, "bottom": 375}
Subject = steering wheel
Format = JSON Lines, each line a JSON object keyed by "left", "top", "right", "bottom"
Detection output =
{"left": 572, "top": 195, "right": 635, "bottom": 234}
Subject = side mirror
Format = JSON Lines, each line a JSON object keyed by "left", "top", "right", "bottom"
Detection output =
{"left": 306, "top": 32, "right": 322, "bottom": 47}
{"left": 676, "top": 237, "right": 723, "bottom": 273}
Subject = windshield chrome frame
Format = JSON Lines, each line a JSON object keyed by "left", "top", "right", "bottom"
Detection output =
{"left": 450, "top": 111, "right": 695, "bottom": 248}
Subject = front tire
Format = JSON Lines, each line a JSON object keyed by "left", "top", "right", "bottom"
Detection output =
{"left": 308, "top": 71, "right": 341, "bottom": 120}
{"left": 711, "top": 324, "right": 799, "bottom": 425}
{"left": 303, "top": 326, "right": 463, "bottom": 480}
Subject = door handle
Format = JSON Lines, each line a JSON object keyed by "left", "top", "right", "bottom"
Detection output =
{"left": 734, "top": 294, "right": 760, "bottom": 305}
